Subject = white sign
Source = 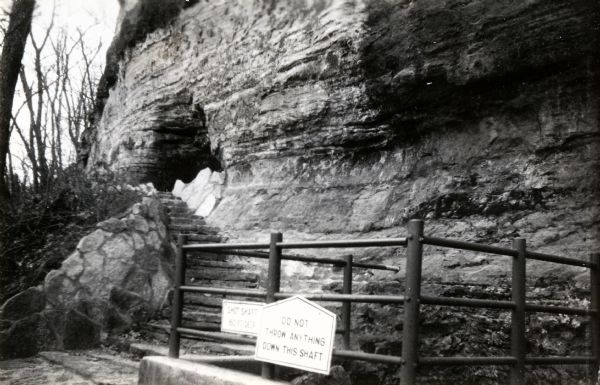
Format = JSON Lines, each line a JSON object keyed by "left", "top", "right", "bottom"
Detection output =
{"left": 220, "top": 300, "right": 264, "bottom": 336}
{"left": 254, "top": 296, "right": 337, "bottom": 375}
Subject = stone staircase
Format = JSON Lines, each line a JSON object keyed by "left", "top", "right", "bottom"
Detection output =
{"left": 140, "top": 192, "right": 259, "bottom": 355}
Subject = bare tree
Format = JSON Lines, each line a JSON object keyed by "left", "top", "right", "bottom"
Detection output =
{"left": 11, "top": 20, "right": 102, "bottom": 192}
{"left": 0, "top": 0, "right": 35, "bottom": 207}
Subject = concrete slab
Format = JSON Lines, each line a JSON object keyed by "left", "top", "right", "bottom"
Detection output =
{"left": 138, "top": 356, "right": 288, "bottom": 385}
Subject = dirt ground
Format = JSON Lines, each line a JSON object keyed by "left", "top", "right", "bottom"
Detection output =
{"left": 0, "top": 349, "right": 139, "bottom": 385}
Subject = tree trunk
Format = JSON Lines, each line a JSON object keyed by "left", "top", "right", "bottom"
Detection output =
{"left": 0, "top": 0, "right": 36, "bottom": 209}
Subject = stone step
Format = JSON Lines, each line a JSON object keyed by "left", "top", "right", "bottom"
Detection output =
{"left": 164, "top": 206, "right": 191, "bottom": 215}
{"left": 174, "top": 234, "right": 224, "bottom": 243}
{"left": 170, "top": 221, "right": 210, "bottom": 229}
{"left": 183, "top": 311, "right": 221, "bottom": 324}
{"left": 186, "top": 253, "right": 229, "bottom": 262}
{"left": 187, "top": 258, "right": 245, "bottom": 270}
{"left": 142, "top": 324, "right": 255, "bottom": 355}
{"left": 169, "top": 216, "right": 207, "bottom": 225}
{"left": 183, "top": 303, "right": 222, "bottom": 314}
{"left": 160, "top": 305, "right": 222, "bottom": 322}
{"left": 169, "top": 227, "right": 221, "bottom": 236}
{"left": 186, "top": 269, "right": 259, "bottom": 283}
{"left": 146, "top": 319, "right": 220, "bottom": 332}
{"left": 183, "top": 293, "right": 224, "bottom": 308}
{"left": 168, "top": 223, "right": 210, "bottom": 232}
{"left": 131, "top": 338, "right": 254, "bottom": 358}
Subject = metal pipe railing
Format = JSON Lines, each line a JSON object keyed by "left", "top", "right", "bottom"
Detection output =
{"left": 274, "top": 292, "right": 406, "bottom": 304}
{"left": 526, "top": 250, "right": 596, "bottom": 268}
{"left": 420, "top": 295, "right": 515, "bottom": 309}
{"left": 400, "top": 220, "right": 424, "bottom": 385}
{"left": 525, "top": 303, "right": 597, "bottom": 316}
{"left": 198, "top": 248, "right": 400, "bottom": 271}
{"left": 168, "top": 234, "right": 187, "bottom": 358}
{"left": 333, "top": 349, "right": 403, "bottom": 365}
{"left": 419, "top": 356, "right": 518, "bottom": 366}
{"left": 510, "top": 238, "right": 527, "bottom": 385}
{"left": 168, "top": 219, "right": 599, "bottom": 385}
{"left": 261, "top": 232, "right": 282, "bottom": 379}
{"left": 591, "top": 254, "right": 600, "bottom": 379}
{"left": 276, "top": 238, "right": 407, "bottom": 249}
{"left": 421, "top": 236, "right": 516, "bottom": 257}
{"left": 342, "top": 255, "right": 352, "bottom": 350}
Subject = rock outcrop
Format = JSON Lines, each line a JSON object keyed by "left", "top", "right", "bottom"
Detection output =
{"left": 172, "top": 168, "right": 225, "bottom": 217}
{"left": 87, "top": 0, "right": 600, "bottom": 260}
{"left": 85, "top": 0, "right": 599, "bottom": 278}
{"left": 82, "top": 0, "right": 599, "bottom": 383}
{"left": 0, "top": 196, "right": 172, "bottom": 358}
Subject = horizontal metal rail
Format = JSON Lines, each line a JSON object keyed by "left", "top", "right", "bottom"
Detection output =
{"left": 180, "top": 286, "right": 267, "bottom": 298}
{"left": 420, "top": 356, "right": 598, "bottom": 366}
{"left": 419, "top": 356, "right": 517, "bottom": 366}
{"left": 421, "top": 236, "right": 516, "bottom": 257}
{"left": 274, "top": 292, "right": 405, "bottom": 304}
{"left": 422, "top": 236, "right": 595, "bottom": 268}
{"left": 201, "top": 249, "right": 400, "bottom": 271}
{"left": 169, "top": 222, "right": 599, "bottom": 384}
{"left": 421, "top": 296, "right": 596, "bottom": 315}
{"left": 353, "top": 261, "right": 400, "bottom": 272}
{"left": 177, "top": 327, "right": 256, "bottom": 345}
{"left": 420, "top": 295, "right": 516, "bottom": 310}
{"left": 525, "top": 304, "right": 597, "bottom": 316}
{"left": 179, "top": 286, "right": 406, "bottom": 304}
{"left": 183, "top": 242, "right": 270, "bottom": 250}
{"left": 524, "top": 356, "right": 598, "bottom": 365}
{"left": 184, "top": 238, "right": 407, "bottom": 251}
{"left": 333, "top": 349, "right": 403, "bottom": 365}
{"left": 162, "top": 321, "right": 350, "bottom": 336}
{"left": 277, "top": 238, "right": 408, "bottom": 249}
{"left": 526, "top": 251, "right": 595, "bottom": 268}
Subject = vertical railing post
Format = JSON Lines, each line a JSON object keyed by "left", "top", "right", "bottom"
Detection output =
{"left": 590, "top": 253, "right": 599, "bottom": 381}
{"left": 169, "top": 234, "right": 187, "bottom": 358}
{"left": 262, "top": 232, "right": 283, "bottom": 380}
{"left": 510, "top": 238, "right": 526, "bottom": 385}
{"left": 401, "top": 219, "right": 424, "bottom": 385}
{"left": 342, "top": 255, "right": 353, "bottom": 350}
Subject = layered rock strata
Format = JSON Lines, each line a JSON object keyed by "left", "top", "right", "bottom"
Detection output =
{"left": 83, "top": 0, "right": 599, "bottom": 383}
{"left": 85, "top": 0, "right": 599, "bottom": 272}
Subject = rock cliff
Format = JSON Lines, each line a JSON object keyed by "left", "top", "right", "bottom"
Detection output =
{"left": 85, "top": 0, "right": 599, "bottom": 272}
{"left": 82, "top": 0, "right": 599, "bottom": 383}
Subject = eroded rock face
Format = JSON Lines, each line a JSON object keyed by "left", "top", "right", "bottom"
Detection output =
{"left": 87, "top": 0, "right": 598, "bottom": 272}
{"left": 0, "top": 197, "right": 172, "bottom": 358}
{"left": 84, "top": 1, "right": 598, "bottom": 383}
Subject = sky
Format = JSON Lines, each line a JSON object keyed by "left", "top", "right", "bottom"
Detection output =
{"left": 0, "top": 0, "right": 120, "bottom": 85}
{"left": 1, "top": 0, "right": 119, "bottom": 39}
{"left": 1, "top": 0, "right": 120, "bottom": 177}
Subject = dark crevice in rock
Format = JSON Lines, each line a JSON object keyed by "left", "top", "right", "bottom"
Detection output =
{"left": 147, "top": 102, "right": 222, "bottom": 191}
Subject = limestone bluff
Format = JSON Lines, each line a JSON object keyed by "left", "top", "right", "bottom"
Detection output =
{"left": 82, "top": 0, "right": 598, "bottom": 272}
{"left": 63, "top": 0, "right": 600, "bottom": 383}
